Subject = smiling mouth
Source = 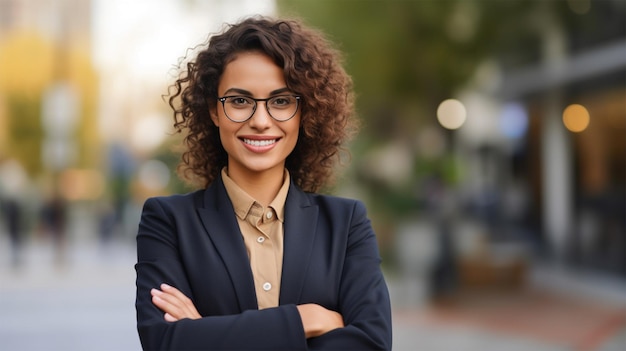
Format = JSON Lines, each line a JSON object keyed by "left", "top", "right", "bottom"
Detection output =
{"left": 242, "top": 138, "right": 278, "bottom": 147}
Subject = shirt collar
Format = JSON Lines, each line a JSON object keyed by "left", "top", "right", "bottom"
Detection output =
{"left": 221, "top": 168, "right": 290, "bottom": 223}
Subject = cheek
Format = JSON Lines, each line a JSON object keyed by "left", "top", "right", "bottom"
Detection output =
{"left": 217, "top": 124, "right": 238, "bottom": 149}
{"left": 218, "top": 119, "right": 240, "bottom": 134}
{"left": 286, "top": 121, "right": 300, "bottom": 143}
{"left": 290, "top": 115, "right": 302, "bottom": 135}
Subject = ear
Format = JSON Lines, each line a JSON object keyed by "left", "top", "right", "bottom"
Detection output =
{"left": 209, "top": 106, "right": 219, "bottom": 127}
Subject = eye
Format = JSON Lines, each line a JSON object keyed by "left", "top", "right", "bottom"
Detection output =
{"left": 270, "top": 96, "right": 294, "bottom": 109}
{"left": 226, "top": 96, "right": 253, "bottom": 108}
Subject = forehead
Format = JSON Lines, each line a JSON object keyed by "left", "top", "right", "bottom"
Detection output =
{"left": 219, "top": 51, "right": 285, "bottom": 95}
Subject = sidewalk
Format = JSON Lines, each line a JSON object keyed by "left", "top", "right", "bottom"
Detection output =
{"left": 388, "top": 265, "right": 626, "bottom": 351}
{"left": 0, "top": 237, "right": 141, "bottom": 351}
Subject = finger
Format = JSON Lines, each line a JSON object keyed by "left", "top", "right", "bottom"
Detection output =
{"left": 153, "top": 294, "right": 189, "bottom": 322}
{"left": 164, "top": 312, "right": 178, "bottom": 322}
{"left": 151, "top": 291, "right": 185, "bottom": 318}
{"left": 153, "top": 288, "right": 185, "bottom": 307}
{"left": 152, "top": 294, "right": 175, "bottom": 313}
{"left": 151, "top": 289, "right": 178, "bottom": 308}
{"left": 160, "top": 284, "right": 201, "bottom": 319}
{"left": 161, "top": 284, "right": 193, "bottom": 304}
{"left": 153, "top": 287, "right": 200, "bottom": 320}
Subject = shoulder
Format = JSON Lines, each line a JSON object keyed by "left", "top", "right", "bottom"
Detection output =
{"left": 142, "top": 189, "right": 205, "bottom": 213}
{"left": 289, "top": 183, "right": 365, "bottom": 210}
{"left": 308, "top": 192, "right": 361, "bottom": 206}
{"left": 302, "top": 191, "right": 368, "bottom": 218}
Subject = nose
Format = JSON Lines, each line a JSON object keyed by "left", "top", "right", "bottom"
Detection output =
{"left": 248, "top": 101, "right": 272, "bottom": 129}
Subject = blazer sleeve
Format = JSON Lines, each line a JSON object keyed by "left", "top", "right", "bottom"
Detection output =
{"left": 307, "top": 200, "right": 393, "bottom": 350}
{"left": 135, "top": 196, "right": 308, "bottom": 350}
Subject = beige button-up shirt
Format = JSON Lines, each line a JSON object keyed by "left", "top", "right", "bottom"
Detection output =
{"left": 221, "top": 168, "right": 289, "bottom": 309}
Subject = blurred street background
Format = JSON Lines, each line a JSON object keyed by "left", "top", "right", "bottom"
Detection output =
{"left": 1, "top": 0, "right": 625, "bottom": 350}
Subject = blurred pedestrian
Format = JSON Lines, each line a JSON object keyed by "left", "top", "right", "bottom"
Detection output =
{"left": 1, "top": 197, "right": 23, "bottom": 268}
{"left": 135, "top": 16, "right": 392, "bottom": 350}
{"left": 40, "top": 192, "right": 68, "bottom": 265}
{"left": 0, "top": 157, "right": 28, "bottom": 268}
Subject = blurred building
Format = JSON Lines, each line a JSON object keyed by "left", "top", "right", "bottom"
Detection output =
{"left": 457, "top": 1, "right": 626, "bottom": 280}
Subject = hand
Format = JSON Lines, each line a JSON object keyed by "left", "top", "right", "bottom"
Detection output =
{"left": 296, "top": 303, "right": 344, "bottom": 338}
{"left": 151, "top": 283, "right": 201, "bottom": 322}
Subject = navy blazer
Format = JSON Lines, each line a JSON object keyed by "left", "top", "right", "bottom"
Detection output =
{"left": 135, "top": 175, "right": 392, "bottom": 350}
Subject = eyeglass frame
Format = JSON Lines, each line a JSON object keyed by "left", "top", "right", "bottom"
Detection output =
{"left": 217, "top": 95, "right": 301, "bottom": 123}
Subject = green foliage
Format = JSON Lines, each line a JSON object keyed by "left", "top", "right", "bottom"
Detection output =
{"left": 6, "top": 94, "right": 44, "bottom": 176}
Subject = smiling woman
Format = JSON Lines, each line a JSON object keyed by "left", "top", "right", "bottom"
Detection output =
{"left": 169, "top": 17, "right": 358, "bottom": 193}
{"left": 135, "top": 16, "right": 392, "bottom": 350}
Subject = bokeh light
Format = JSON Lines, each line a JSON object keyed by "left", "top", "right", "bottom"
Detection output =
{"left": 500, "top": 102, "right": 529, "bottom": 139}
{"left": 562, "top": 103, "right": 590, "bottom": 133}
{"left": 131, "top": 114, "right": 170, "bottom": 153}
{"left": 437, "top": 99, "right": 467, "bottom": 130}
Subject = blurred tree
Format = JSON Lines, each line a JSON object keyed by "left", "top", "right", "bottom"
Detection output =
{"left": 0, "top": 31, "right": 55, "bottom": 175}
{"left": 0, "top": 29, "right": 99, "bottom": 179}
{"left": 0, "top": 31, "right": 56, "bottom": 94}
{"left": 4, "top": 96, "right": 44, "bottom": 176}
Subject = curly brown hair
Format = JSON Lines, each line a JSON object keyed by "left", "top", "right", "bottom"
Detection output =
{"left": 168, "top": 16, "right": 357, "bottom": 192}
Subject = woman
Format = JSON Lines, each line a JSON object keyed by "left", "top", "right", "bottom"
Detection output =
{"left": 135, "top": 16, "right": 392, "bottom": 350}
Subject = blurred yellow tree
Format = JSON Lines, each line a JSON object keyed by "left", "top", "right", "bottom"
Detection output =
{"left": 0, "top": 31, "right": 55, "bottom": 175}
{"left": 0, "top": 29, "right": 99, "bottom": 177}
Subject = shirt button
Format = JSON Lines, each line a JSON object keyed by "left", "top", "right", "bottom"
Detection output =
{"left": 266, "top": 211, "right": 273, "bottom": 219}
{"left": 257, "top": 236, "right": 265, "bottom": 243}
{"left": 262, "top": 282, "right": 272, "bottom": 291}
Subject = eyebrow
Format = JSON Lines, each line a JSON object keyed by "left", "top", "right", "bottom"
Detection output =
{"left": 222, "top": 87, "right": 291, "bottom": 97}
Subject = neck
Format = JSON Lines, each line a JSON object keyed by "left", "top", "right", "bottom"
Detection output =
{"left": 227, "top": 167, "right": 285, "bottom": 206}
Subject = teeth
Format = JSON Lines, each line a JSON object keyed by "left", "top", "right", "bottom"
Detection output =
{"left": 243, "top": 138, "right": 276, "bottom": 147}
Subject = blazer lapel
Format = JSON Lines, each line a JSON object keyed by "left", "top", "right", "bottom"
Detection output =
{"left": 280, "top": 184, "right": 319, "bottom": 304}
{"left": 197, "top": 177, "right": 258, "bottom": 311}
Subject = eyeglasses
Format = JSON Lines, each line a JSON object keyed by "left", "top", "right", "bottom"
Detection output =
{"left": 217, "top": 95, "right": 301, "bottom": 123}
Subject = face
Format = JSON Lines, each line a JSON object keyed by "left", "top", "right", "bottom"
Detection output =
{"left": 211, "top": 51, "right": 300, "bottom": 182}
